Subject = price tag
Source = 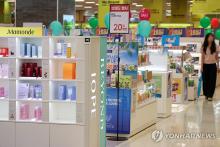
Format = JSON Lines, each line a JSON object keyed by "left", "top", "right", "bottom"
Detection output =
{"left": 110, "top": 4, "right": 130, "bottom": 34}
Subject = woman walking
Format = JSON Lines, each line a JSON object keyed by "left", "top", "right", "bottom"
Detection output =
{"left": 201, "top": 33, "right": 219, "bottom": 101}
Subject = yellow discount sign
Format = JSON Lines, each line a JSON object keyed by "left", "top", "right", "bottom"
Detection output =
{"left": 0, "top": 27, "right": 42, "bottom": 37}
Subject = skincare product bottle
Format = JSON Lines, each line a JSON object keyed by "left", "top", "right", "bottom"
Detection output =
{"left": 58, "top": 85, "right": 67, "bottom": 100}
{"left": 20, "top": 104, "right": 29, "bottom": 120}
{"left": 62, "top": 43, "right": 67, "bottom": 57}
{"left": 56, "top": 43, "right": 62, "bottom": 56}
{"left": 38, "top": 46, "right": 42, "bottom": 58}
{"left": 71, "top": 86, "right": 76, "bottom": 100}
{"left": 2, "top": 64, "right": 8, "bottom": 78}
{"left": 66, "top": 43, "right": 72, "bottom": 58}
{"left": 26, "top": 44, "right": 32, "bottom": 57}
{"left": 35, "top": 85, "right": 42, "bottom": 99}
{"left": 21, "top": 43, "right": 27, "bottom": 57}
{"left": 0, "top": 87, "right": 5, "bottom": 97}
{"left": 67, "top": 86, "right": 76, "bottom": 100}
{"left": 18, "top": 83, "right": 29, "bottom": 99}
{"left": 0, "top": 64, "right": 2, "bottom": 78}
{"left": 31, "top": 45, "right": 38, "bottom": 58}
{"left": 34, "top": 106, "right": 42, "bottom": 120}
{"left": 29, "top": 85, "right": 34, "bottom": 98}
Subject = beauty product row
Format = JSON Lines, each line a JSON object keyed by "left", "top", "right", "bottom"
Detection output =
{"left": 21, "top": 43, "right": 42, "bottom": 58}
{"left": 21, "top": 62, "right": 42, "bottom": 77}
{"left": 137, "top": 90, "right": 151, "bottom": 104}
{"left": 137, "top": 70, "right": 152, "bottom": 83}
{"left": 20, "top": 104, "right": 42, "bottom": 121}
{"left": 54, "top": 41, "right": 72, "bottom": 58}
{"left": 63, "top": 63, "right": 76, "bottom": 79}
{"left": 138, "top": 52, "right": 149, "bottom": 66}
{"left": 58, "top": 85, "right": 76, "bottom": 101}
{"left": 0, "top": 63, "right": 8, "bottom": 78}
{"left": 0, "top": 48, "right": 9, "bottom": 57}
{"left": 18, "top": 83, "right": 42, "bottom": 99}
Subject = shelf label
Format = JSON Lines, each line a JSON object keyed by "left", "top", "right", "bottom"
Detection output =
{"left": 110, "top": 4, "right": 130, "bottom": 34}
{"left": 0, "top": 27, "right": 42, "bottom": 37}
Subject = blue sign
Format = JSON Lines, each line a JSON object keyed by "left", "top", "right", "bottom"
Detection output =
{"left": 162, "top": 35, "right": 180, "bottom": 47}
{"left": 106, "top": 88, "right": 131, "bottom": 134}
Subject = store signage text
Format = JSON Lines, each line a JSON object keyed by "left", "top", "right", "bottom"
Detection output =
{"left": 100, "top": 58, "right": 105, "bottom": 130}
{"left": 91, "top": 73, "right": 97, "bottom": 117}
{"left": 0, "top": 27, "right": 42, "bottom": 37}
{"left": 110, "top": 4, "right": 130, "bottom": 34}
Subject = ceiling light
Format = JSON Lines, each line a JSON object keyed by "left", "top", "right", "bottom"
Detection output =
{"left": 136, "top": 4, "right": 143, "bottom": 7}
{"left": 76, "top": 0, "right": 84, "bottom": 2}
{"left": 76, "top": 5, "right": 83, "bottom": 7}
{"left": 85, "top": 1, "right": 95, "bottom": 4}
{"left": 84, "top": 6, "right": 92, "bottom": 9}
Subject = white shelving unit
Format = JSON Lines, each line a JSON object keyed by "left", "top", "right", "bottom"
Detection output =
{"left": 139, "top": 48, "right": 172, "bottom": 118}
{"left": 0, "top": 36, "right": 106, "bottom": 147}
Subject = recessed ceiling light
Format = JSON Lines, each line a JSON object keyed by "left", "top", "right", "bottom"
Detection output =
{"left": 76, "top": 5, "right": 83, "bottom": 7}
{"left": 85, "top": 1, "right": 95, "bottom": 4}
{"left": 75, "top": 0, "right": 84, "bottom": 2}
{"left": 84, "top": 6, "right": 92, "bottom": 9}
{"left": 136, "top": 4, "right": 143, "bottom": 7}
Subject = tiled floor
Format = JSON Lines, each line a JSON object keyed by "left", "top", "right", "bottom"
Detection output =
{"left": 107, "top": 88, "right": 220, "bottom": 147}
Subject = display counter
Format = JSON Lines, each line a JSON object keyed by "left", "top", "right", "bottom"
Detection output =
{"left": 152, "top": 71, "right": 172, "bottom": 118}
{"left": 172, "top": 73, "right": 188, "bottom": 103}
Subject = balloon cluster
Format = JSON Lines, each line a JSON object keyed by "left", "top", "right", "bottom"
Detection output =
{"left": 138, "top": 8, "right": 152, "bottom": 37}
{"left": 200, "top": 17, "right": 220, "bottom": 39}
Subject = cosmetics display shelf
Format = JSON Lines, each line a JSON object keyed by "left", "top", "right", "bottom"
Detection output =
{"left": 0, "top": 57, "right": 16, "bottom": 59}
{"left": 0, "top": 36, "right": 106, "bottom": 147}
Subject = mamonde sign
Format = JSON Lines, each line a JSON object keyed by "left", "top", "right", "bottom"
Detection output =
{"left": 0, "top": 27, "right": 42, "bottom": 37}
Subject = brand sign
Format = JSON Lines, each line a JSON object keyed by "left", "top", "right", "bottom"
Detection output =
{"left": 162, "top": 35, "right": 180, "bottom": 47}
{"left": 0, "top": 27, "right": 42, "bottom": 37}
{"left": 110, "top": 4, "right": 130, "bottom": 34}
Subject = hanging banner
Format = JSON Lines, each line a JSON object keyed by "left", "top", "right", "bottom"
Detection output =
{"left": 110, "top": 4, "right": 130, "bottom": 34}
{"left": 151, "top": 28, "right": 168, "bottom": 37}
{"left": 162, "top": 35, "right": 180, "bottom": 47}
{"left": 0, "top": 27, "right": 42, "bottom": 37}
{"left": 168, "top": 28, "right": 186, "bottom": 37}
{"left": 96, "top": 28, "right": 109, "bottom": 36}
{"left": 150, "top": 28, "right": 204, "bottom": 37}
{"left": 186, "top": 28, "right": 204, "bottom": 37}
{"left": 106, "top": 88, "right": 131, "bottom": 134}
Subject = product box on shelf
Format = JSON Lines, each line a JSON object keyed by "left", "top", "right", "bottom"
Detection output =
{"left": 63, "top": 62, "right": 76, "bottom": 79}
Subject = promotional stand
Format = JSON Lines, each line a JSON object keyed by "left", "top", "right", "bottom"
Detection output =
{"left": 0, "top": 35, "right": 106, "bottom": 147}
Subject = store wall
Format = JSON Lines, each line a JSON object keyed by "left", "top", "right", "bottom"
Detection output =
{"left": 165, "top": 0, "right": 189, "bottom": 23}
{"left": 143, "top": 0, "right": 164, "bottom": 24}
{"left": 16, "top": 0, "right": 75, "bottom": 27}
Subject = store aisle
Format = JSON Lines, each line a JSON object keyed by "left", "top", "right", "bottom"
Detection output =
{"left": 107, "top": 88, "right": 220, "bottom": 147}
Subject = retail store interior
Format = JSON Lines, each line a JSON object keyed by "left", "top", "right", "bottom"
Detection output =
{"left": 0, "top": 0, "right": 220, "bottom": 147}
